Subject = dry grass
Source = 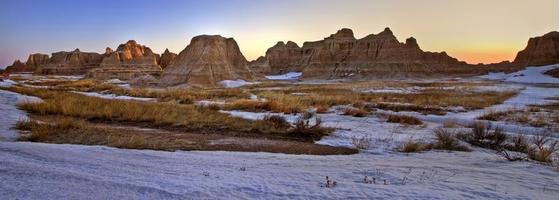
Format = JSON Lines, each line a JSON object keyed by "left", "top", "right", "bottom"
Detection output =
{"left": 400, "top": 138, "right": 429, "bottom": 153}
{"left": 385, "top": 114, "right": 423, "bottom": 125}
{"left": 528, "top": 132, "right": 559, "bottom": 163}
{"left": 478, "top": 109, "right": 516, "bottom": 121}
{"left": 15, "top": 118, "right": 356, "bottom": 154}
{"left": 478, "top": 108, "right": 557, "bottom": 129}
{"left": 351, "top": 136, "right": 372, "bottom": 150}
{"left": 432, "top": 128, "right": 470, "bottom": 151}
{"left": 457, "top": 121, "right": 507, "bottom": 149}
{"left": 8, "top": 86, "right": 333, "bottom": 141}
{"left": 343, "top": 107, "right": 369, "bottom": 117}
{"left": 365, "top": 103, "right": 447, "bottom": 115}
{"left": 240, "top": 85, "right": 518, "bottom": 114}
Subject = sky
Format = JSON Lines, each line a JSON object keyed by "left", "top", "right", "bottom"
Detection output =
{"left": 1, "top": 0, "right": 558, "bottom": 68}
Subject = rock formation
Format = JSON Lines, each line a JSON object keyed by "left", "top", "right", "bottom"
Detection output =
{"left": 513, "top": 31, "right": 559, "bottom": 66}
{"left": 161, "top": 35, "right": 253, "bottom": 87}
{"left": 86, "top": 40, "right": 163, "bottom": 80}
{"left": 37, "top": 49, "right": 104, "bottom": 75}
{"left": 5, "top": 53, "right": 50, "bottom": 73}
{"left": 250, "top": 28, "right": 480, "bottom": 79}
{"left": 158, "top": 49, "right": 177, "bottom": 69}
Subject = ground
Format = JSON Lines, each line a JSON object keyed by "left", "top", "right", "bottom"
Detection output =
{"left": 1, "top": 65, "right": 559, "bottom": 199}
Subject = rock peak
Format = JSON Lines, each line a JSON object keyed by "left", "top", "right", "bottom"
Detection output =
{"left": 380, "top": 27, "right": 393, "bottom": 36}
{"left": 105, "top": 47, "right": 113, "bottom": 54}
{"left": 125, "top": 40, "right": 138, "bottom": 45}
{"left": 405, "top": 37, "right": 419, "bottom": 48}
{"left": 329, "top": 28, "right": 355, "bottom": 39}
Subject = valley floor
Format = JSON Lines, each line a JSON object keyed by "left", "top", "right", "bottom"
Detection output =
{"left": 1, "top": 65, "right": 559, "bottom": 199}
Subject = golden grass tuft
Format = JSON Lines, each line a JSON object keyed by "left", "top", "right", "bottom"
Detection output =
{"left": 342, "top": 107, "right": 369, "bottom": 117}
{"left": 386, "top": 114, "right": 423, "bottom": 125}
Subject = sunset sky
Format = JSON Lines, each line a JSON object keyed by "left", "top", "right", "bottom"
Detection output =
{"left": 1, "top": 0, "right": 558, "bottom": 68}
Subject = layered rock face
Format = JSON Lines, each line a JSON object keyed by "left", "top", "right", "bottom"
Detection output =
{"left": 513, "top": 31, "right": 559, "bottom": 66}
{"left": 161, "top": 35, "right": 253, "bottom": 87}
{"left": 38, "top": 49, "right": 104, "bottom": 75}
{"left": 250, "top": 28, "right": 475, "bottom": 79}
{"left": 5, "top": 53, "right": 50, "bottom": 73}
{"left": 158, "top": 49, "right": 177, "bottom": 69}
{"left": 87, "top": 40, "right": 163, "bottom": 80}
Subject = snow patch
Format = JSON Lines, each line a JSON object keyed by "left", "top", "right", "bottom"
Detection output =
{"left": 72, "top": 91, "right": 155, "bottom": 101}
{"left": 265, "top": 72, "right": 302, "bottom": 80}
{"left": 479, "top": 64, "right": 559, "bottom": 84}
{"left": 219, "top": 79, "right": 253, "bottom": 88}
{"left": 0, "top": 79, "right": 16, "bottom": 87}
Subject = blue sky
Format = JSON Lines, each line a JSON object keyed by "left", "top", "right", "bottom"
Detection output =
{"left": 1, "top": 0, "right": 559, "bottom": 68}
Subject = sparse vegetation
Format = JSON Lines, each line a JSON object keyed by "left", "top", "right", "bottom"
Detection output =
{"left": 7, "top": 86, "right": 334, "bottom": 141}
{"left": 14, "top": 118, "right": 356, "bottom": 154}
{"left": 343, "top": 107, "right": 369, "bottom": 117}
{"left": 386, "top": 114, "right": 423, "bottom": 125}
{"left": 527, "top": 132, "right": 559, "bottom": 163}
{"left": 351, "top": 136, "right": 372, "bottom": 150}
{"left": 432, "top": 128, "right": 470, "bottom": 151}
{"left": 400, "top": 138, "right": 428, "bottom": 153}
{"left": 457, "top": 121, "right": 507, "bottom": 149}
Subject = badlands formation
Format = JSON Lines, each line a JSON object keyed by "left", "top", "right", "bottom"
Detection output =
{"left": 4, "top": 28, "right": 559, "bottom": 86}
{"left": 87, "top": 40, "right": 163, "bottom": 80}
{"left": 160, "top": 35, "right": 253, "bottom": 87}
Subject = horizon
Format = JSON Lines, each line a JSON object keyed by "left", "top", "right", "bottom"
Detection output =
{"left": 1, "top": 0, "right": 558, "bottom": 68}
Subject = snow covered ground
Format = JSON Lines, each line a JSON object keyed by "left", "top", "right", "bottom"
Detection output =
{"left": 479, "top": 64, "right": 559, "bottom": 84}
{"left": 1, "top": 140, "right": 558, "bottom": 199}
{"left": 0, "top": 89, "right": 41, "bottom": 141}
{"left": 1, "top": 65, "right": 559, "bottom": 199}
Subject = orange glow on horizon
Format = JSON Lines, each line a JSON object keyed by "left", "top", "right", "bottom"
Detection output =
{"left": 450, "top": 51, "right": 517, "bottom": 64}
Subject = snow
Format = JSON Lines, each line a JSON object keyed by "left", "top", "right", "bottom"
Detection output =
{"left": 0, "top": 79, "right": 16, "bottom": 87}
{"left": 104, "top": 79, "right": 127, "bottom": 84}
{"left": 479, "top": 64, "right": 559, "bottom": 84}
{"left": 0, "top": 142, "right": 557, "bottom": 199}
{"left": 72, "top": 91, "right": 155, "bottom": 101}
{"left": 0, "top": 89, "right": 41, "bottom": 141}
{"left": 265, "top": 72, "right": 303, "bottom": 80}
{"left": 219, "top": 79, "right": 254, "bottom": 88}
{"left": 1, "top": 73, "right": 559, "bottom": 199}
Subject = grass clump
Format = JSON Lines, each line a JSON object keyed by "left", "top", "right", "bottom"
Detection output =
{"left": 343, "top": 107, "right": 369, "bottom": 117}
{"left": 263, "top": 115, "right": 291, "bottom": 129}
{"left": 528, "top": 132, "right": 559, "bottom": 163}
{"left": 432, "top": 128, "right": 470, "bottom": 151}
{"left": 400, "top": 138, "right": 429, "bottom": 153}
{"left": 386, "top": 114, "right": 423, "bottom": 125}
{"left": 457, "top": 121, "right": 507, "bottom": 149}
{"left": 351, "top": 136, "right": 372, "bottom": 150}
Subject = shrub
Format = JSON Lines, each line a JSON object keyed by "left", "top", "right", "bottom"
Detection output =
{"left": 432, "top": 128, "right": 469, "bottom": 151}
{"left": 400, "top": 138, "right": 428, "bottom": 153}
{"left": 442, "top": 119, "right": 460, "bottom": 128}
{"left": 315, "top": 105, "right": 330, "bottom": 113}
{"left": 386, "top": 114, "right": 423, "bottom": 125}
{"left": 504, "top": 135, "right": 529, "bottom": 153}
{"left": 458, "top": 121, "right": 507, "bottom": 149}
{"left": 343, "top": 107, "right": 369, "bottom": 117}
{"left": 288, "top": 117, "right": 332, "bottom": 141}
{"left": 351, "top": 136, "right": 372, "bottom": 150}
{"left": 528, "top": 132, "right": 559, "bottom": 163}
{"left": 263, "top": 115, "right": 290, "bottom": 129}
